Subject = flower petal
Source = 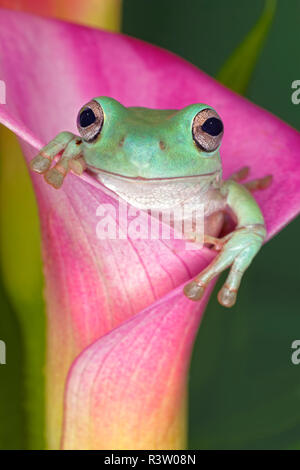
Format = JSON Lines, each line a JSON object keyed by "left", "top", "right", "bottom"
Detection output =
{"left": 62, "top": 285, "right": 214, "bottom": 450}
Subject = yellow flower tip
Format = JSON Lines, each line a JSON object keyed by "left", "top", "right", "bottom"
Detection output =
{"left": 0, "top": 0, "right": 123, "bottom": 32}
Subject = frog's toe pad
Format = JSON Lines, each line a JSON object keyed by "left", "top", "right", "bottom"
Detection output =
{"left": 44, "top": 168, "right": 64, "bottom": 189}
{"left": 30, "top": 155, "right": 51, "bottom": 173}
{"left": 260, "top": 174, "right": 273, "bottom": 189}
{"left": 69, "top": 157, "right": 86, "bottom": 175}
{"left": 218, "top": 285, "right": 237, "bottom": 308}
{"left": 183, "top": 281, "right": 205, "bottom": 301}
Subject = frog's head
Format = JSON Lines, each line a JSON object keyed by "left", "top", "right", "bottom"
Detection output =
{"left": 77, "top": 96, "right": 223, "bottom": 181}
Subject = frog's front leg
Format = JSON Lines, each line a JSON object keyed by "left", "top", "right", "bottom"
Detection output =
{"left": 184, "top": 180, "right": 266, "bottom": 307}
{"left": 30, "top": 132, "right": 86, "bottom": 188}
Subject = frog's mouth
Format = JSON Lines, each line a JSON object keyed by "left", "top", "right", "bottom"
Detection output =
{"left": 87, "top": 164, "right": 222, "bottom": 183}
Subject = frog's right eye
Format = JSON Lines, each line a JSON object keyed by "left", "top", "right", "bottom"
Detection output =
{"left": 77, "top": 100, "right": 104, "bottom": 142}
{"left": 192, "top": 108, "right": 224, "bottom": 153}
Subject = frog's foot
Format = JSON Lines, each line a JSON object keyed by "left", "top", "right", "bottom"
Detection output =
{"left": 243, "top": 174, "right": 272, "bottom": 192}
{"left": 30, "top": 132, "right": 84, "bottom": 189}
{"left": 184, "top": 224, "right": 266, "bottom": 307}
{"left": 229, "top": 166, "right": 272, "bottom": 193}
{"left": 230, "top": 166, "right": 272, "bottom": 192}
{"left": 44, "top": 140, "right": 85, "bottom": 189}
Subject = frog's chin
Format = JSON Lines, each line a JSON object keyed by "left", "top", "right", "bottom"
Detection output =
{"left": 89, "top": 166, "right": 222, "bottom": 211}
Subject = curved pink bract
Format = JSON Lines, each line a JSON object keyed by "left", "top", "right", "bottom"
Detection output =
{"left": 0, "top": 8, "right": 299, "bottom": 449}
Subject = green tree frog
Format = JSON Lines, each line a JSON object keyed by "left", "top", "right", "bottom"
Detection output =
{"left": 30, "top": 96, "right": 271, "bottom": 307}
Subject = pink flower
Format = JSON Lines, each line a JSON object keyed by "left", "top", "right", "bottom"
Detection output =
{"left": 0, "top": 8, "right": 299, "bottom": 449}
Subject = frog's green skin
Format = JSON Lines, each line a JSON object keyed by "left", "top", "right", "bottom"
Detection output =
{"left": 31, "top": 96, "right": 271, "bottom": 307}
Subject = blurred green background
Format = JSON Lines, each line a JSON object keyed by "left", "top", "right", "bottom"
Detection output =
{"left": 0, "top": 0, "right": 299, "bottom": 450}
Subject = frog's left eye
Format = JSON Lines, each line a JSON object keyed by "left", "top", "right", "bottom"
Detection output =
{"left": 192, "top": 108, "right": 224, "bottom": 153}
{"left": 77, "top": 100, "right": 104, "bottom": 142}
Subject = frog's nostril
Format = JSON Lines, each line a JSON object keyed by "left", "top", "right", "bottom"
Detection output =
{"left": 159, "top": 140, "right": 166, "bottom": 151}
{"left": 118, "top": 136, "right": 125, "bottom": 147}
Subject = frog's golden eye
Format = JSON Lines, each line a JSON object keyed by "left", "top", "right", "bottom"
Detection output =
{"left": 192, "top": 108, "right": 224, "bottom": 153}
{"left": 77, "top": 100, "right": 104, "bottom": 142}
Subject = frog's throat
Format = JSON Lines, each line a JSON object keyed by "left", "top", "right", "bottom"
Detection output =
{"left": 91, "top": 167, "right": 222, "bottom": 211}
